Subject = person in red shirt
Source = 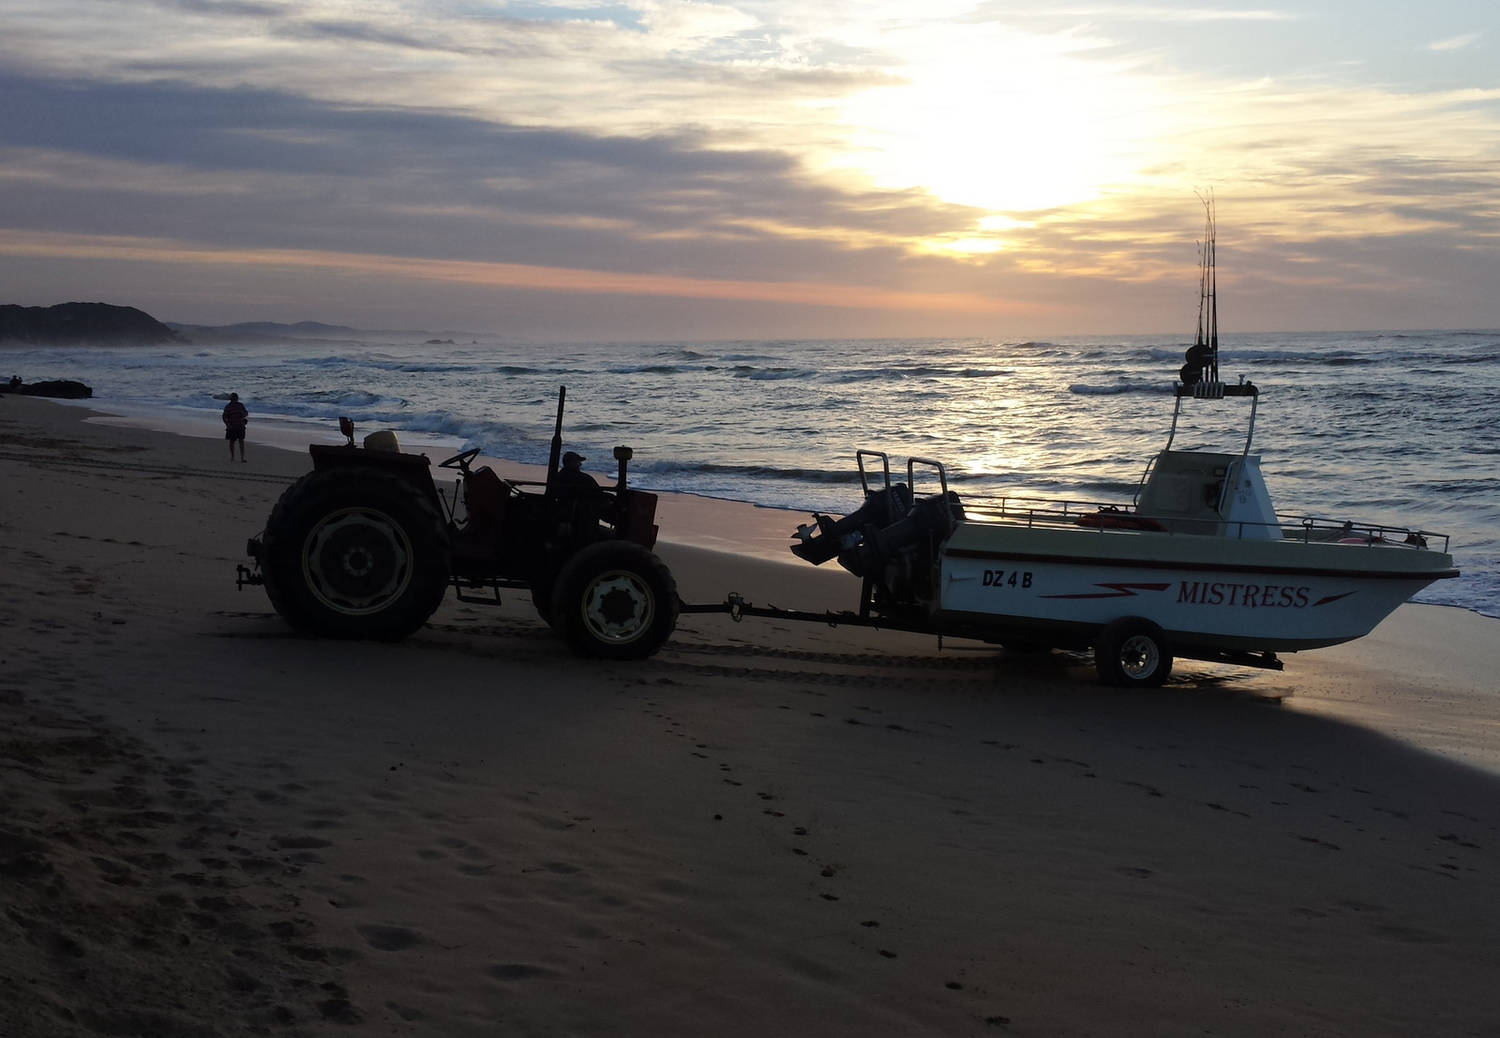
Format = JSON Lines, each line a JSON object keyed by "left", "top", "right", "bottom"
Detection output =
{"left": 222, "top": 392, "right": 249, "bottom": 462}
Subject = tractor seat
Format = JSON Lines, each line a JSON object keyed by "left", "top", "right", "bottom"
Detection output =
{"left": 465, "top": 466, "right": 511, "bottom": 527}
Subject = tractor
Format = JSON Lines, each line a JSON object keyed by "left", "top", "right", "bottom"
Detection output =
{"left": 238, "top": 387, "right": 678, "bottom": 659}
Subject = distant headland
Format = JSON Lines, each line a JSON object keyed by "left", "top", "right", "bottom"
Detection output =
{"left": 2, "top": 302, "right": 476, "bottom": 346}
{"left": 0, "top": 302, "right": 181, "bottom": 346}
{"left": 165, "top": 318, "right": 369, "bottom": 344}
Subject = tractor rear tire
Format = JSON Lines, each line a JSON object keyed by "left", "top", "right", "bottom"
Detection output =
{"left": 551, "top": 541, "right": 678, "bottom": 659}
{"left": 261, "top": 467, "right": 451, "bottom": 641}
{"left": 530, "top": 582, "right": 558, "bottom": 629}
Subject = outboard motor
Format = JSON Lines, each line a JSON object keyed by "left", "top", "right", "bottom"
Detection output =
{"left": 837, "top": 491, "right": 964, "bottom": 580}
{"left": 791, "top": 484, "right": 914, "bottom": 566}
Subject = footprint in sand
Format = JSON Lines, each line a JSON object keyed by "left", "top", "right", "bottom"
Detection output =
{"left": 317, "top": 985, "right": 363, "bottom": 1023}
{"left": 487, "top": 962, "right": 558, "bottom": 981}
{"left": 356, "top": 924, "right": 426, "bottom": 951}
{"left": 272, "top": 834, "right": 333, "bottom": 863}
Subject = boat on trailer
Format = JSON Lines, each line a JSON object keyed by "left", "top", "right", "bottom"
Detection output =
{"left": 783, "top": 204, "right": 1459, "bottom": 686}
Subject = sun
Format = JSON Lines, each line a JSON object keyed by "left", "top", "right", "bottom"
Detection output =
{"left": 831, "top": 28, "right": 1156, "bottom": 217}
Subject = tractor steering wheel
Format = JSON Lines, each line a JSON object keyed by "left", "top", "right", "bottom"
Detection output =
{"left": 438, "top": 447, "right": 482, "bottom": 471}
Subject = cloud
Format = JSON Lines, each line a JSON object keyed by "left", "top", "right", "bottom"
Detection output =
{"left": 1427, "top": 32, "right": 1481, "bottom": 52}
{"left": 0, "top": 229, "right": 1047, "bottom": 317}
{"left": 0, "top": 71, "right": 987, "bottom": 273}
{"left": 147, "top": 0, "right": 286, "bottom": 15}
{"left": 1000, "top": 4, "right": 1298, "bottom": 22}
{"left": 2, "top": 1, "right": 1499, "bottom": 335}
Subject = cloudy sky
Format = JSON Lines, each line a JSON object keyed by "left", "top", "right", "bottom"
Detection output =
{"left": 2, "top": 1, "right": 1497, "bottom": 339}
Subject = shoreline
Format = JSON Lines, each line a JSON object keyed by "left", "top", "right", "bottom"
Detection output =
{"left": 51, "top": 395, "right": 1498, "bottom": 611}
{"left": 5, "top": 393, "right": 1500, "bottom": 1036}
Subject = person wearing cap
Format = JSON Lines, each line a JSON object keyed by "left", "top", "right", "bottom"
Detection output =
{"left": 556, "top": 450, "right": 600, "bottom": 491}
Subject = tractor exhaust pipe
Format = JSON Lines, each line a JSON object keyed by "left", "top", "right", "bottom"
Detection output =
{"left": 545, "top": 385, "right": 566, "bottom": 494}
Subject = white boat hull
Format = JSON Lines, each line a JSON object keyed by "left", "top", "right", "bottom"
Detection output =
{"left": 938, "top": 523, "right": 1457, "bottom": 652}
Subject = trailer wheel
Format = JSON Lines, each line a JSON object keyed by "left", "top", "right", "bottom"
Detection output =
{"left": 552, "top": 541, "right": 678, "bottom": 659}
{"left": 1094, "top": 617, "right": 1172, "bottom": 688}
{"left": 261, "top": 467, "right": 450, "bottom": 641}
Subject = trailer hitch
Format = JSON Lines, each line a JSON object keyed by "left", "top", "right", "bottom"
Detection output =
{"left": 678, "top": 593, "right": 867, "bottom": 629}
{"left": 236, "top": 536, "right": 265, "bottom": 589}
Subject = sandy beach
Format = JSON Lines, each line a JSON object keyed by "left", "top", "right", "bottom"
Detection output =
{"left": 3, "top": 394, "right": 1499, "bottom": 1037}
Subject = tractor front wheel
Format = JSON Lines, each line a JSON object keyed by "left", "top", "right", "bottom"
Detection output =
{"left": 261, "top": 467, "right": 451, "bottom": 641}
{"left": 551, "top": 542, "right": 678, "bottom": 659}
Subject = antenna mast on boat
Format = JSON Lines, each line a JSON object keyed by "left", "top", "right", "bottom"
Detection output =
{"left": 1164, "top": 193, "right": 1258, "bottom": 452}
{"left": 1176, "top": 192, "right": 1244, "bottom": 399}
{"left": 1206, "top": 194, "right": 1218, "bottom": 385}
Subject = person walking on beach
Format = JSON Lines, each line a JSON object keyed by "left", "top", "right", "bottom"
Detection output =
{"left": 222, "top": 392, "right": 249, "bottom": 462}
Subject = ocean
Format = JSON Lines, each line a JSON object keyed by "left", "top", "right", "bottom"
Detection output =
{"left": 6, "top": 330, "right": 1497, "bottom": 618}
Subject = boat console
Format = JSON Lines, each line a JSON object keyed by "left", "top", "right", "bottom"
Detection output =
{"left": 1135, "top": 450, "right": 1280, "bottom": 539}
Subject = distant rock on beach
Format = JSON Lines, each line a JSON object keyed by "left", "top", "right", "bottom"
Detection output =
{"left": 1, "top": 377, "right": 94, "bottom": 399}
{"left": 0, "top": 301, "right": 181, "bottom": 346}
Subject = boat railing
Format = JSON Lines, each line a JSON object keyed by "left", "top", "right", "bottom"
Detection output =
{"left": 961, "top": 494, "right": 1127, "bottom": 526}
{"left": 957, "top": 493, "right": 1448, "bottom": 551}
{"left": 1274, "top": 514, "right": 1449, "bottom": 552}
{"left": 908, "top": 457, "right": 963, "bottom": 524}
{"left": 855, "top": 450, "right": 891, "bottom": 497}
{"left": 1131, "top": 455, "right": 1158, "bottom": 509}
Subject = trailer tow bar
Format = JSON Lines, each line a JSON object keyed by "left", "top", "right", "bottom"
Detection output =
{"left": 678, "top": 593, "right": 873, "bottom": 629}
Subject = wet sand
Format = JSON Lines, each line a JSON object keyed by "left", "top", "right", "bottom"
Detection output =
{"left": 3, "top": 394, "right": 1499, "bottom": 1036}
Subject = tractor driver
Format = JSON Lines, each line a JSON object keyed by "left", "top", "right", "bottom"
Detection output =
{"left": 556, "top": 450, "right": 600, "bottom": 492}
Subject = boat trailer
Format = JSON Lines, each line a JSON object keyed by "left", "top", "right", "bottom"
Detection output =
{"left": 675, "top": 591, "right": 1287, "bottom": 674}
